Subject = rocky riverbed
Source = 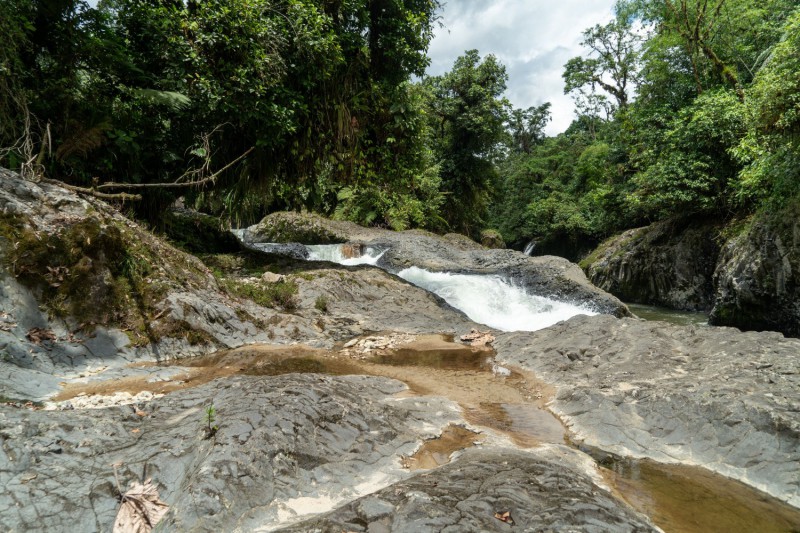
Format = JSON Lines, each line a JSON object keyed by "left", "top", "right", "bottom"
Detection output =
{"left": 1, "top": 171, "right": 799, "bottom": 532}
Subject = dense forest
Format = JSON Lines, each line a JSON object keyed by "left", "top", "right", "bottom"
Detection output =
{"left": 1, "top": 0, "right": 798, "bottom": 251}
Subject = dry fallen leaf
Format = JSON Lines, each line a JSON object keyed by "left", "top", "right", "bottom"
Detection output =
{"left": 26, "top": 327, "right": 56, "bottom": 345}
{"left": 113, "top": 479, "right": 169, "bottom": 533}
{"left": 494, "top": 510, "right": 515, "bottom": 525}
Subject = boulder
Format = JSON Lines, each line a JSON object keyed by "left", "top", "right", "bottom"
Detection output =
{"left": 285, "top": 447, "right": 657, "bottom": 532}
{"left": 710, "top": 203, "right": 800, "bottom": 336}
{"left": 241, "top": 211, "right": 630, "bottom": 317}
{"left": 480, "top": 229, "right": 505, "bottom": 249}
{"left": 245, "top": 212, "right": 350, "bottom": 244}
{"left": 581, "top": 217, "right": 721, "bottom": 311}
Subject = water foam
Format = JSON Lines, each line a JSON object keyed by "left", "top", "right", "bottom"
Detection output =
{"left": 397, "top": 266, "right": 596, "bottom": 332}
{"left": 306, "top": 244, "right": 386, "bottom": 266}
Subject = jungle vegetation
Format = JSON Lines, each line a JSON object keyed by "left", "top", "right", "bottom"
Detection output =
{"left": 1, "top": 0, "right": 798, "bottom": 250}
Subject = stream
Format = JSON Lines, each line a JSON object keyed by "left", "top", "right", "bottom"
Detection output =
{"left": 294, "top": 242, "right": 800, "bottom": 532}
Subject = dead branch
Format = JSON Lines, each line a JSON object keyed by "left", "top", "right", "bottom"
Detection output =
{"left": 97, "top": 146, "right": 254, "bottom": 191}
{"left": 41, "top": 178, "right": 142, "bottom": 202}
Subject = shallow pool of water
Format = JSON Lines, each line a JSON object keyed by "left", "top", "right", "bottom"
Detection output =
{"left": 583, "top": 446, "right": 800, "bottom": 533}
{"left": 627, "top": 303, "right": 709, "bottom": 327}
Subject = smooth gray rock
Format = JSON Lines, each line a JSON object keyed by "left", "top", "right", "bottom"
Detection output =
{"left": 244, "top": 212, "right": 631, "bottom": 317}
{"left": 281, "top": 448, "right": 657, "bottom": 533}
{"left": 0, "top": 374, "right": 463, "bottom": 532}
{"left": 495, "top": 314, "right": 800, "bottom": 507}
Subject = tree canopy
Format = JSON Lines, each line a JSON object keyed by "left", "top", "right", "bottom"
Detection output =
{"left": 3, "top": 0, "right": 798, "bottom": 251}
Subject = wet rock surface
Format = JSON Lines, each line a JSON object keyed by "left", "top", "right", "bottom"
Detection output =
{"left": 2, "top": 171, "right": 799, "bottom": 531}
{"left": 582, "top": 217, "right": 721, "bottom": 311}
{"left": 495, "top": 314, "right": 800, "bottom": 507}
{"left": 282, "top": 447, "right": 657, "bottom": 533}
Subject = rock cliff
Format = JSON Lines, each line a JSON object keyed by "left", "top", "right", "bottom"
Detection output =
{"left": 582, "top": 217, "right": 721, "bottom": 311}
{"left": 711, "top": 203, "right": 800, "bottom": 336}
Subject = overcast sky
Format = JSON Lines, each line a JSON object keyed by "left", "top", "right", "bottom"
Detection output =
{"left": 426, "top": 0, "right": 617, "bottom": 135}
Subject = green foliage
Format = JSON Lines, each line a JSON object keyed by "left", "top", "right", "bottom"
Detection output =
{"left": 563, "top": 15, "right": 640, "bottom": 116}
{"left": 204, "top": 402, "right": 219, "bottom": 439}
{"left": 629, "top": 89, "right": 746, "bottom": 217}
{"left": 1, "top": 0, "right": 443, "bottom": 228}
{"left": 424, "top": 50, "right": 511, "bottom": 235}
{"left": 314, "top": 295, "right": 329, "bottom": 313}
{"left": 733, "top": 8, "right": 800, "bottom": 205}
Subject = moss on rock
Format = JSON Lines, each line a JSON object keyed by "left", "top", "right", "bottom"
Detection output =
{"left": 248, "top": 212, "right": 345, "bottom": 244}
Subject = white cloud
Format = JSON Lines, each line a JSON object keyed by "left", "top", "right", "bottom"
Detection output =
{"left": 426, "top": 0, "right": 617, "bottom": 135}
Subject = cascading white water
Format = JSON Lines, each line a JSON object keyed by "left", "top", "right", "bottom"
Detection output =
{"left": 523, "top": 240, "right": 536, "bottom": 256}
{"left": 306, "top": 245, "right": 386, "bottom": 266}
{"left": 396, "top": 267, "right": 596, "bottom": 332}
{"left": 230, "top": 232, "right": 596, "bottom": 332}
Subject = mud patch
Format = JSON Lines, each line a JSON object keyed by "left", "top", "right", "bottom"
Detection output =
{"left": 402, "top": 425, "right": 484, "bottom": 470}
{"left": 53, "top": 345, "right": 361, "bottom": 401}
{"left": 464, "top": 403, "right": 566, "bottom": 447}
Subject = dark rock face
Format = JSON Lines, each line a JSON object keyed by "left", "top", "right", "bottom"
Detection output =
{"left": 711, "top": 205, "right": 800, "bottom": 336}
{"left": 495, "top": 314, "right": 800, "bottom": 507}
{"left": 240, "top": 240, "right": 310, "bottom": 260}
{"left": 284, "top": 448, "right": 657, "bottom": 533}
{"left": 582, "top": 217, "right": 721, "bottom": 311}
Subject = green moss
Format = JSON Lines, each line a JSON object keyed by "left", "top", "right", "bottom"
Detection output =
{"left": 3, "top": 217, "right": 147, "bottom": 325}
{"left": 480, "top": 229, "right": 505, "bottom": 249}
{"left": 253, "top": 213, "right": 343, "bottom": 244}
{"left": 221, "top": 278, "right": 298, "bottom": 311}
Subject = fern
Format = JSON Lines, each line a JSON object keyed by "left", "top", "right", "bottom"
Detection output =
{"left": 131, "top": 89, "right": 191, "bottom": 111}
{"left": 56, "top": 121, "right": 111, "bottom": 162}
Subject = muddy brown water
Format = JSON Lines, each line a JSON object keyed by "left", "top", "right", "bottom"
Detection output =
{"left": 583, "top": 447, "right": 800, "bottom": 533}
{"left": 55, "top": 335, "right": 800, "bottom": 532}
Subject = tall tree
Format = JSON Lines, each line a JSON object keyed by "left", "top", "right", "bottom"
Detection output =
{"left": 563, "top": 15, "right": 640, "bottom": 115}
{"left": 424, "top": 50, "right": 511, "bottom": 234}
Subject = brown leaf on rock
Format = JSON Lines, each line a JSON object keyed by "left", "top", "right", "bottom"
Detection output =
{"left": 494, "top": 510, "right": 515, "bottom": 525}
{"left": 26, "top": 327, "right": 56, "bottom": 344}
{"left": 113, "top": 479, "right": 169, "bottom": 533}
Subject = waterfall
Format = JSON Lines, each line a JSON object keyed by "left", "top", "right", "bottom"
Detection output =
{"left": 523, "top": 240, "right": 536, "bottom": 256}
{"left": 306, "top": 244, "right": 386, "bottom": 266}
{"left": 231, "top": 233, "right": 596, "bottom": 332}
{"left": 396, "top": 267, "right": 596, "bottom": 332}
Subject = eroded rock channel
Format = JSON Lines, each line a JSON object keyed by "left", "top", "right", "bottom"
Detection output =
{"left": 1, "top": 176, "right": 799, "bottom": 532}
